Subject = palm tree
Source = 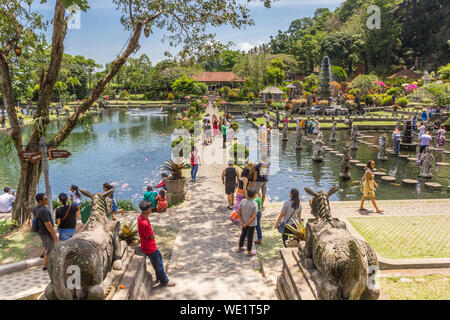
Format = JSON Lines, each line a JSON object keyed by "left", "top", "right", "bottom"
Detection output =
{"left": 66, "top": 77, "right": 81, "bottom": 99}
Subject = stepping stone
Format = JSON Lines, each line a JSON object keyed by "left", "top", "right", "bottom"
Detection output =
{"left": 350, "top": 160, "right": 360, "bottom": 163}
{"left": 381, "top": 176, "right": 396, "bottom": 182}
{"left": 436, "top": 162, "right": 449, "bottom": 166}
{"left": 407, "top": 157, "right": 418, "bottom": 161}
{"left": 336, "top": 153, "right": 344, "bottom": 157}
{"left": 330, "top": 151, "right": 339, "bottom": 154}
{"left": 443, "top": 151, "right": 450, "bottom": 155}
{"left": 398, "top": 154, "right": 409, "bottom": 158}
{"left": 386, "top": 149, "right": 393, "bottom": 152}
{"left": 425, "top": 182, "right": 442, "bottom": 189}
{"left": 374, "top": 171, "right": 386, "bottom": 176}
{"left": 403, "top": 179, "right": 418, "bottom": 184}
{"left": 356, "top": 163, "right": 366, "bottom": 168}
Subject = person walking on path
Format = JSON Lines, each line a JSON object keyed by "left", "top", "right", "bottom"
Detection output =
{"left": 237, "top": 189, "right": 258, "bottom": 256}
{"left": 418, "top": 131, "right": 432, "bottom": 162}
{"left": 222, "top": 121, "right": 228, "bottom": 149}
{"left": 392, "top": 128, "right": 401, "bottom": 156}
{"left": 254, "top": 193, "right": 263, "bottom": 244}
{"left": 190, "top": 146, "right": 201, "bottom": 182}
{"left": 230, "top": 167, "right": 250, "bottom": 222}
{"left": 359, "top": 160, "right": 384, "bottom": 213}
{"left": 275, "top": 189, "right": 302, "bottom": 247}
{"left": 0, "top": 187, "right": 15, "bottom": 213}
{"left": 213, "top": 117, "right": 219, "bottom": 137}
{"left": 222, "top": 160, "right": 240, "bottom": 210}
{"left": 55, "top": 193, "right": 80, "bottom": 241}
{"left": 436, "top": 126, "right": 446, "bottom": 147}
{"left": 137, "top": 200, "right": 175, "bottom": 287}
{"left": 34, "top": 193, "right": 58, "bottom": 270}
{"left": 252, "top": 160, "right": 269, "bottom": 210}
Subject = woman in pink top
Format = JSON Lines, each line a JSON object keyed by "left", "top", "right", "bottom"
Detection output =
{"left": 190, "top": 147, "right": 201, "bottom": 182}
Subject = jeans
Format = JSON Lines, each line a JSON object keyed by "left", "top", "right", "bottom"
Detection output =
{"left": 393, "top": 139, "right": 401, "bottom": 156}
{"left": 147, "top": 249, "right": 169, "bottom": 285}
{"left": 256, "top": 212, "right": 262, "bottom": 241}
{"left": 191, "top": 164, "right": 199, "bottom": 180}
{"left": 239, "top": 226, "right": 256, "bottom": 252}
{"left": 58, "top": 228, "right": 76, "bottom": 241}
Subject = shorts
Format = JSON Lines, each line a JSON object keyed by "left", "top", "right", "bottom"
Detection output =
{"left": 253, "top": 181, "right": 268, "bottom": 195}
{"left": 225, "top": 184, "right": 236, "bottom": 195}
{"left": 39, "top": 233, "right": 55, "bottom": 256}
{"left": 223, "top": 134, "right": 227, "bottom": 143}
{"left": 420, "top": 145, "right": 428, "bottom": 153}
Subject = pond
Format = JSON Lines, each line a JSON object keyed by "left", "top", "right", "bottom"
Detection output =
{"left": 233, "top": 116, "right": 450, "bottom": 203}
{"left": 1, "top": 111, "right": 449, "bottom": 205}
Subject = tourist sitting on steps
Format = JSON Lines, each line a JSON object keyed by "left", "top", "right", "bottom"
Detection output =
{"left": 155, "top": 189, "right": 168, "bottom": 213}
{"left": 55, "top": 192, "right": 80, "bottom": 241}
{"left": 137, "top": 200, "right": 175, "bottom": 287}
{"left": 0, "top": 187, "right": 15, "bottom": 213}
{"left": 143, "top": 186, "right": 158, "bottom": 212}
{"left": 154, "top": 173, "right": 168, "bottom": 191}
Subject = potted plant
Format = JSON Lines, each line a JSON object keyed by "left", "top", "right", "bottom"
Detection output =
{"left": 162, "top": 159, "right": 190, "bottom": 194}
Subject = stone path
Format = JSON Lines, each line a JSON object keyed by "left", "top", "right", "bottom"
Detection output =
{"left": 0, "top": 266, "right": 49, "bottom": 300}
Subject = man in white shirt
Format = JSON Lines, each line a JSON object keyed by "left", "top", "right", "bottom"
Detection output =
{"left": 0, "top": 187, "right": 15, "bottom": 213}
{"left": 418, "top": 131, "right": 433, "bottom": 162}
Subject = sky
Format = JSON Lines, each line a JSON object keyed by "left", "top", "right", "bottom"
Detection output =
{"left": 34, "top": 0, "right": 345, "bottom": 67}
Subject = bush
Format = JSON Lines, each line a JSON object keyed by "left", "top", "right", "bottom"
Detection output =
{"left": 386, "top": 88, "right": 400, "bottom": 96}
{"left": 382, "top": 95, "right": 393, "bottom": 106}
{"left": 396, "top": 96, "right": 408, "bottom": 107}
{"left": 172, "top": 136, "right": 194, "bottom": 157}
{"left": 331, "top": 66, "right": 348, "bottom": 82}
{"left": 231, "top": 122, "right": 239, "bottom": 132}
{"left": 167, "top": 92, "right": 174, "bottom": 100}
{"left": 348, "top": 89, "right": 360, "bottom": 96}
{"left": 117, "top": 199, "right": 136, "bottom": 211}
{"left": 229, "top": 143, "right": 249, "bottom": 164}
{"left": 350, "top": 74, "right": 378, "bottom": 96}
{"left": 119, "top": 89, "right": 130, "bottom": 100}
{"left": 437, "top": 63, "right": 450, "bottom": 80}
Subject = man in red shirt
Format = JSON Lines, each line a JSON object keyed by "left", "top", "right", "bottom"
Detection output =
{"left": 137, "top": 200, "right": 175, "bottom": 286}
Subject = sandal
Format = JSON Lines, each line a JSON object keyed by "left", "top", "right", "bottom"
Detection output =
{"left": 247, "top": 252, "right": 257, "bottom": 256}
{"left": 237, "top": 248, "right": 244, "bottom": 253}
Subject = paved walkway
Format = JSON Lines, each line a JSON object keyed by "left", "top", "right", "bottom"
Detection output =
{"left": 0, "top": 266, "right": 49, "bottom": 300}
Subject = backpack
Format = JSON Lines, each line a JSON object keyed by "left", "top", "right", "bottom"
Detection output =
{"left": 31, "top": 206, "right": 39, "bottom": 232}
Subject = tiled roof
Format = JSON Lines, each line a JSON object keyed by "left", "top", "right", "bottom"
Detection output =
{"left": 192, "top": 72, "right": 245, "bottom": 82}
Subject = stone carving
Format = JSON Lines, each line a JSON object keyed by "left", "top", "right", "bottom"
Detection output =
{"left": 312, "top": 134, "right": 324, "bottom": 162}
{"left": 300, "top": 187, "right": 380, "bottom": 300}
{"left": 44, "top": 189, "right": 128, "bottom": 300}
{"left": 330, "top": 121, "right": 337, "bottom": 142}
{"left": 296, "top": 125, "right": 303, "bottom": 150}
{"left": 282, "top": 120, "right": 288, "bottom": 141}
{"left": 420, "top": 148, "right": 434, "bottom": 178}
{"left": 340, "top": 145, "right": 351, "bottom": 180}
{"left": 350, "top": 125, "right": 359, "bottom": 150}
{"left": 313, "top": 118, "right": 320, "bottom": 135}
{"left": 377, "top": 134, "right": 388, "bottom": 161}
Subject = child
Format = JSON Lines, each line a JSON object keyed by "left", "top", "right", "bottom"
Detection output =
{"left": 103, "top": 183, "right": 124, "bottom": 220}
{"left": 154, "top": 173, "right": 168, "bottom": 190}
{"left": 137, "top": 200, "right": 175, "bottom": 287}
{"left": 155, "top": 190, "right": 168, "bottom": 212}
{"left": 254, "top": 193, "right": 263, "bottom": 244}
{"left": 69, "top": 185, "right": 82, "bottom": 209}
{"left": 237, "top": 189, "right": 258, "bottom": 256}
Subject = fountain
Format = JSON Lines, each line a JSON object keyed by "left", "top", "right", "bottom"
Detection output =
{"left": 400, "top": 120, "right": 418, "bottom": 151}
{"left": 350, "top": 125, "right": 359, "bottom": 150}
{"left": 330, "top": 120, "right": 337, "bottom": 142}
{"left": 420, "top": 148, "right": 434, "bottom": 178}
{"left": 319, "top": 56, "right": 332, "bottom": 104}
{"left": 340, "top": 145, "right": 351, "bottom": 180}
{"left": 313, "top": 134, "right": 325, "bottom": 162}
{"left": 377, "top": 134, "right": 388, "bottom": 161}
{"left": 296, "top": 125, "right": 303, "bottom": 150}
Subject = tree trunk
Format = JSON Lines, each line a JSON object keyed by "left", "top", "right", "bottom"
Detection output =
{"left": 11, "top": 160, "right": 42, "bottom": 225}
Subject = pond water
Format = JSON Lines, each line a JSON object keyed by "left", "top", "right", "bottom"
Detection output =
{"left": 1, "top": 111, "right": 449, "bottom": 205}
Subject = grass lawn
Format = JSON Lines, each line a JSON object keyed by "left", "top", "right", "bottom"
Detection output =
{"left": 380, "top": 274, "right": 450, "bottom": 300}
{"left": 0, "top": 220, "right": 42, "bottom": 265}
{"left": 152, "top": 225, "right": 178, "bottom": 262}
{"left": 255, "top": 220, "right": 284, "bottom": 262}
{"left": 348, "top": 215, "right": 450, "bottom": 259}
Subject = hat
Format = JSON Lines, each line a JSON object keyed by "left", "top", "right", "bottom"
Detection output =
{"left": 228, "top": 159, "right": 234, "bottom": 165}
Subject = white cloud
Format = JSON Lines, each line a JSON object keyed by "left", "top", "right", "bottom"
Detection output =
{"left": 237, "top": 40, "right": 264, "bottom": 52}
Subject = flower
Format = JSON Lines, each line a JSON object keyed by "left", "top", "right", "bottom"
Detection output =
{"left": 375, "top": 81, "right": 386, "bottom": 87}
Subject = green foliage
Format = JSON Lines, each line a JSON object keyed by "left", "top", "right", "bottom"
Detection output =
{"left": 171, "top": 75, "right": 196, "bottom": 96}
{"left": 266, "top": 65, "right": 284, "bottom": 85}
{"left": 0, "top": 134, "right": 15, "bottom": 162}
{"left": 0, "top": 219, "right": 18, "bottom": 236}
{"left": 331, "top": 66, "right": 348, "bottom": 82}
{"left": 382, "top": 95, "right": 394, "bottom": 106}
{"left": 171, "top": 136, "right": 194, "bottom": 157}
{"left": 163, "top": 160, "right": 190, "bottom": 181}
{"left": 396, "top": 96, "right": 408, "bottom": 107}
{"left": 302, "top": 74, "right": 319, "bottom": 93}
{"left": 229, "top": 143, "right": 249, "bottom": 164}
{"left": 410, "top": 83, "right": 450, "bottom": 107}
{"left": 351, "top": 75, "right": 378, "bottom": 96}
{"left": 437, "top": 63, "right": 450, "bottom": 80}
{"left": 119, "top": 89, "right": 130, "bottom": 100}
{"left": 120, "top": 222, "right": 139, "bottom": 244}
{"left": 117, "top": 199, "right": 136, "bottom": 211}
{"left": 386, "top": 88, "right": 400, "bottom": 96}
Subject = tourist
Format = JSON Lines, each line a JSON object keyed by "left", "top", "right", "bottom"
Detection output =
{"left": 213, "top": 117, "right": 219, "bottom": 137}
{"left": 275, "top": 189, "right": 301, "bottom": 247}
{"left": 137, "top": 200, "right": 175, "bottom": 286}
{"left": 436, "top": 126, "right": 447, "bottom": 147}
{"left": 227, "top": 123, "right": 235, "bottom": 142}
{"left": 154, "top": 173, "right": 168, "bottom": 190}
{"left": 308, "top": 119, "right": 314, "bottom": 136}
{"left": 222, "top": 121, "right": 228, "bottom": 148}
{"left": 237, "top": 189, "right": 258, "bottom": 256}
{"left": 267, "top": 125, "right": 272, "bottom": 149}
{"left": 266, "top": 113, "right": 270, "bottom": 126}
{"left": 222, "top": 159, "right": 240, "bottom": 210}
{"left": 0, "top": 187, "right": 15, "bottom": 213}
{"left": 231, "top": 167, "right": 250, "bottom": 222}
{"left": 418, "top": 131, "right": 432, "bottom": 162}
{"left": 418, "top": 122, "right": 426, "bottom": 141}
{"left": 359, "top": 161, "right": 383, "bottom": 213}
{"left": 55, "top": 193, "right": 80, "bottom": 241}
{"left": 34, "top": 193, "right": 58, "bottom": 270}
{"left": 103, "top": 183, "right": 124, "bottom": 220}
{"left": 433, "top": 118, "right": 441, "bottom": 135}
{"left": 392, "top": 128, "right": 402, "bottom": 156}
{"left": 252, "top": 159, "right": 269, "bottom": 210}
{"left": 259, "top": 123, "right": 267, "bottom": 145}
{"left": 206, "top": 119, "right": 212, "bottom": 144}
{"left": 421, "top": 109, "right": 427, "bottom": 122}
{"left": 143, "top": 186, "right": 158, "bottom": 212}
{"left": 202, "top": 119, "right": 207, "bottom": 145}
{"left": 69, "top": 185, "right": 82, "bottom": 209}
{"left": 254, "top": 192, "right": 263, "bottom": 244}
{"left": 412, "top": 114, "right": 417, "bottom": 131}
{"left": 190, "top": 146, "right": 201, "bottom": 182}
{"left": 155, "top": 190, "right": 168, "bottom": 213}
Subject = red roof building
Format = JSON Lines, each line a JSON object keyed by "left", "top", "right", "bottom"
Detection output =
{"left": 192, "top": 72, "right": 244, "bottom": 90}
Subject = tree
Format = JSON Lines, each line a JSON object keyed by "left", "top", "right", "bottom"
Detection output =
{"left": 1, "top": 0, "right": 271, "bottom": 226}
{"left": 438, "top": 63, "right": 450, "bottom": 80}
{"left": 171, "top": 75, "right": 195, "bottom": 96}
{"left": 331, "top": 66, "right": 347, "bottom": 83}
{"left": 294, "top": 34, "right": 321, "bottom": 74}
{"left": 302, "top": 74, "right": 319, "bottom": 93}
{"left": 350, "top": 74, "right": 378, "bottom": 96}
{"left": 321, "top": 31, "right": 363, "bottom": 74}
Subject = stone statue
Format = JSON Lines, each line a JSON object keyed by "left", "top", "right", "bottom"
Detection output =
{"left": 300, "top": 187, "right": 380, "bottom": 300}
{"left": 340, "top": 145, "right": 351, "bottom": 179}
{"left": 313, "top": 135, "right": 324, "bottom": 162}
{"left": 44, "top": 189, "right": 129, "bottom": 300}
{"left": 282, "top": 120, "right": 288, "bottom": 141}
{"left": 313, "top": 117, "right": 320, "bottom": 136}
{"left": 350, "top": 125, "right": 359, "bottom": 150}
{"left": 377, "top": 134, "right": 388, "bottom": 161}
{"left": 330, "top": 121, "right": 337, "bottom": 142}
{"left": 296, "top": 125, "right": 303, "bottom": 150}
{"left": 420, "top": 148, "right": 434, "bottom": 178}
